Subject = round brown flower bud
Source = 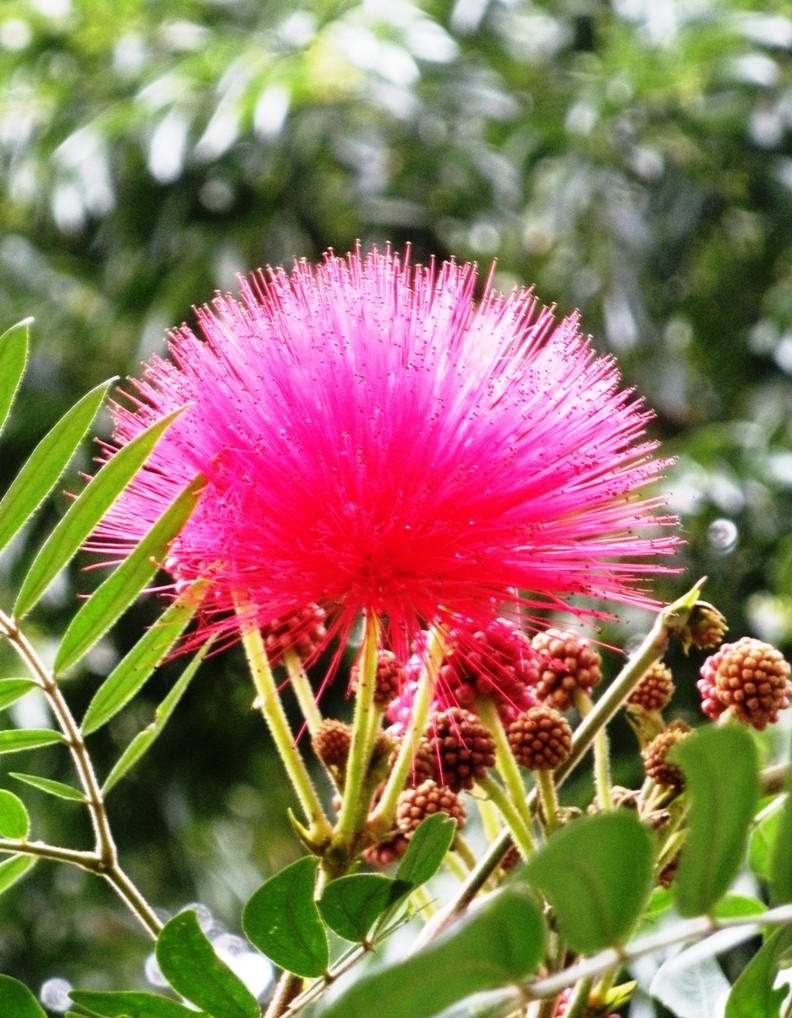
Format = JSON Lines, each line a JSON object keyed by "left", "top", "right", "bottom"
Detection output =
{"left": 627, "top": 662, "right": 675, "bottom": 712}
{"left": 697, "top": 637, "right": 791, "bottom": 731}
{"left": 395, "top": 780, "right": 466, "bottom": 835}
{"left": 361, "top": 834, "right": 409, "bottom": 867}
{"left": 530, "top": 629, "right": 602, "bottom": 711}
{"left": 423, "top": 707, "right": 495, "bottom": 792}
{"left": 642, "top": 720, "right": 690, "bottom": 790}
{"left": 351, "top": 649, "right": 406, "bottom": 709}
{"left": 507, "top": 705, "right": 572, "bottom": 770}
{"left": 681, "top": 600, "right": 728, "bottom": 652}
{"left": 312, "top": 719, "right": 352, "bottom": 770}
{"left": 261, "top": 603, "right": 327, "bottom": 661}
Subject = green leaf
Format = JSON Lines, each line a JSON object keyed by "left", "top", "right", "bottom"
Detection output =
{"left": 319, "top": 873, "right": 410, "bottom": 943}
{"left": 0, "top": 855, "right": 36, "bottom": 896}
{"left": 70, "top": 989, "right": 209, "bottom": 1018}
{"left": 0, "top": 679, "right": 38, "bottom": 712}
{"left": 156, "top": 911, "right": 258, "bottom": 1018}
{"left": 749, "top": 803, "right": 782, "bottom": 882}
{"left": 54, "top": 475, "right": 202, "bottom": 675}
{"left": 523, "top": 810, "right": 654, "bottom": 954}
{"left": 82, "top": 581, "right": 204, "bottom": 735}
{"left": 725, "top": 925, "right": 792, "bottom": 1018}
{"left": 711, "top": 894, "right": 766, "bottom": 920}
{"left": 395, "top": 812, "right": 457, "bottom": 888}
{"left": 321, "top": 885, "right": 546, "bottom": 1018}
{"left": 0, "top": 789, "right": 30, "bottom": 838}
{"left": 0, "top": 320, "right": 30, "bottom": 440}
{"left": 0, "top": 974, "right": 46, "bottom": 1018}
{"left": 770, "top": 761, "right": 792, "bottom": 905}
{"left": 0, "top": 729, "right": 63, "bottom": 755}
{"left": 15, "top": 409, "right": 185, "bottom": 618}
{"left": 10, "top": 772, "right": 85, "bottom": 802}
{"left": 102, "top": 640, "right": 212, "bottom": 794}
{"left": 242, "top": 855, "right": 328, "bottom": 978}
{"left": 671, "top": 725, "right": 760, "bottom": 917}
{"left": 0, "top": 380, "right": 112, "bottom": 559}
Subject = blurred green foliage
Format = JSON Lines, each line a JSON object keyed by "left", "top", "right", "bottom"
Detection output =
{"left": 1, "top": 0, "right": 791, "bottom": 1002}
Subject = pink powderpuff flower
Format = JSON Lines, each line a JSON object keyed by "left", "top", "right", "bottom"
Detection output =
{"left": 91, "top": 246, "right": 678, "bottom": 659}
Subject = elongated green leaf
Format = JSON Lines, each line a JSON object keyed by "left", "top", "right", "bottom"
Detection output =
{"left": 321, "top": 885, "right": 545, "bottom": 1018}
{"left": 749, "top": 803, "right": 782, "bottom": 882}
{"left": 0, "top": 789, "right": 30, "bottom": 838}
{"left": 0, "top": 729, "right": 63, "bottom": 755}
{"left": 156, "top": 911, "right": 258, "bottom": 1018}
{"left": 0, "top": 380, "right": 112, "bottom": 558}
{"left": 82, "top": 581, "right": 204, "bottom": 735}
{"left": 0, "top": 974, "right": 45, "bottom": 1018}
{"left": 671, "top": 725, "right": 760, "bottom": 917}
{"left": 524, "top": 810, "right": 654, "bottom": 954}
{"left": 770, "top": 760, "right": 792, "bottom": 905}
{"left": 69, "top": 989, "right": 209, "bottom": 1018}
{"left": 0, "top": 855, "right": 36, "bottom": 896}
{"left": 242, "top": 856, "right": 328, "bottom": 978}
{"left": 15, "top": 409, "right": 185, "bottom": 618}
{"left": 10, "top": 772, "right": 85, "bottom": 802}
{"left": 725, "top": 925, "right": 792, "bottom": 1018}
{"left": 54, "top": 476, "right": 202, "bottom": 675}
{"left": 0, "top": 320, "right": 30, "bottom": 440}
{"left": 102, "top": 639, "right": 212, "bottom": 794}
{"left": 319, "top": 874, "right": 410, "bottom": 943}
{"left": 0, "top": 679, "right": 37, "bottom": 712}
{"left": 395, "top": 812, "right": 456, "bottom": 888}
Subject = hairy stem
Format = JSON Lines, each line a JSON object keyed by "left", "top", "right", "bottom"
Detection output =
{"left": 283, "top": 650, "right": 324, "bottom": 739}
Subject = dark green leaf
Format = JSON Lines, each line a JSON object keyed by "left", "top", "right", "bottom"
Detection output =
{"left": 15, "top": 408, "right": 185, "bottom": 618}
{"left": 0, "top": 320, "right": 30, "bottom": 440}
{"left": 54, "top": 476, "right": 202, "bottom": 675}
{"left": 524, "top": 810, "right": 654, "bottom": 953}
{"left": 0, "top": 730, "right": 63, "bottom": 755}
{"left": 102, "top": 640, "right": 211, "bottom": 794}
{"left": 319, "top": 874, "right": 410, "bottom": 943}
{"left": 671, "top": 725, "right": 760, "bottom": 917}
{"left": 725, "top": 925, "right": 792, "bottom": 1018}
{"left": 0, "top": 380, "right": 112, "bottom": 558}
{"left": 242, "top": 855, "right": 328, "bottom": 978}
{"left": 156, "top": 911, "right": 258, "bottom": 1018}
{"left": 749, "top": 804, "right": 782, "bottom": 882}
{"left": 0, "top": 856, "right": 36, "bottom": 896}
{"left": 10, "top": 772, "right": 85, "bottom": 802}
{"left": 0, "top": 679, "right": 38, "bottom": 712}
{"left": 770, "top": 761, "right": 792, "bottom": 905}
{"left": 82, "top": 581, "right": 204, "bottom": 735}
{"left": 395, "top": 813, "right": 456, "bottom": 888}
{"left": 321, "top": 885, "right": 545, "bottom": 1018}
{"left": 0, "top": 789, "right": 30, "bottom": 838}
{"left": 70, "top": 989, "right": 209, "bottom": 1018}
{"left": 0, "top": 974, "right": 45, "bottom": 1018}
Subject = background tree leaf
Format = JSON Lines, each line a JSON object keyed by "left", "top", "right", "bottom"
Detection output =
{"left": 0, "top": 320, "right": 30, "bottom": 440}
{"left": 523, "top": 810, "right": 654, "bottom": 954}
{"left": 0, "top": 789, "right": 30, "bottom": 838}
{"left": 671, "top": 725, "right": 760, "bottom": 917}
{"left": 0, "top": 974, "right": 46, "bottom": 1018}
{"left": 650, "top": 952, "right": 732, "bottom": 1018}
{"left": 155, "top": 911, "right": 258, "bottom": 1018}
{"left": 318, "top": 873, "right": 410, "bottom": 943}
{"left": 242, "top": 855, "right": 328, "bottom": 978}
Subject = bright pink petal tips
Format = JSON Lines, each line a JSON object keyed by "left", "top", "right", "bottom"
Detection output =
{"left": 92, "top": 247, "right": 679, "bottom": 652}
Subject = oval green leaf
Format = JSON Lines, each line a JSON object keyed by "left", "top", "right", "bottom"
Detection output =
{"left": 770, "top": 759, "right": 792, "bottom": 906}
{"left": 10, "top": 772, "right": 85, "bottom": 802}
{"left": 0, "top": 855, "right": 36, "bottom": 896}
{"left": 0, "top": 679, "right": 38, "bottom": 712}
{"left": 395, "top": 812, "right": 456, "bottom": 888}
{"left": 0, "top": 320, "right": 30, "bottom": 440}
{"left": 15, "top": 408, "right": 186, "bottom": 618}
{"left": 524, "top": 810, "right": 654, "bottom": 954}
{"left": 156, "top": 910, "right": 258, "bottom": 1018}
{"left": 0, "top": 380, "right": 112, "bottom": 559}
{"left": 319, "top": 873, "right": 409, "bottom": 943}
{"left": 54, "top": 475, "right": 202, "bottom": 675}
{"left": 0, "top": 789, "right": 30, "bottom": 838}
{"left": 671, "top": 724, "right": 760, "bottom": 918}
{"left": 242, "top": 855, "right": 328, "bottom": 978}
{"left": 725, "top": 924, "right": 792, "bottom": 1018}
{"left": 82, "top": 581, "right": 204, "bottom": 735}
{"left": 0, "top": 974, "right": 45, "bottom": 1018}
{"left": 0, "top": 730, "right": 64, "bottom": 755}
{"left": 69, "top": 989, "right": 209, "bottom": 1018}
{"left": 321, "top": 884, "right": 545, "bottom": 1018}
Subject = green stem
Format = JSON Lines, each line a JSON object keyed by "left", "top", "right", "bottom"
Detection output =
{"left": 284, "top": 649, "right": 323, "bottom": 738}
{"left": 575, "top": 689, "right": 612, "bottom": 810}
{"left": 476, "top": 773, "right": 534, "bottom": 859}
{"left": 238, "top": 616, "right": 332, "bottom": 845}
{"left": 476, "top": 696, "right": 535, "bottom": 839}
{"left": 535, "top": 769, "right": 561, "bottom": 833}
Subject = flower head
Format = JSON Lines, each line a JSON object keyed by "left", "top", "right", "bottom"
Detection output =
{"left": 93, "top": 247, "right": 677, "bottom": 657}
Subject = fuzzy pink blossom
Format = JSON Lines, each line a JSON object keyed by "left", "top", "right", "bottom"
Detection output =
{"left": 91, "top": 247, "right": 678, "bottom": 656}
